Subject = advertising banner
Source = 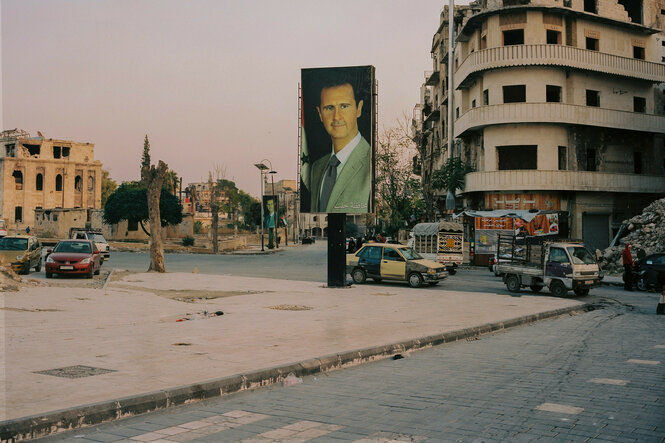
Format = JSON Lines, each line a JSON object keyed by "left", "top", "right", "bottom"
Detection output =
{"left": 299, "top": 65, "right": 375, "bottom": 214}
{"left": 262, "top": 195, "right": 279, "bottom": 230}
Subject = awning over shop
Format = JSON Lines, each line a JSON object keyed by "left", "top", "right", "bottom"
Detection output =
{"left": 453, "top": 210, "right": 554, "bottom": 223}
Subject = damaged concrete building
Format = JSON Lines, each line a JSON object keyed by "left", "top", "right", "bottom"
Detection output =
{"left": 416, "top": 0, "right": 665, "bottom": 252}
{"left": 0, "top": 129, "right": 102, "bottom": 230}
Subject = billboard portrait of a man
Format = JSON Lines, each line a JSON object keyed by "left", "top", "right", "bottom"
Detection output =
{"left": 300, "top": 66, "right": 375, "bottom": 214}
{"left": 263, "top": 195, "right": 279, "bottom": 248}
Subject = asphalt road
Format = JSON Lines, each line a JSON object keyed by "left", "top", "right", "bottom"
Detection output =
{"left": 36, "top": 283, "right": 664, "bottom": 442}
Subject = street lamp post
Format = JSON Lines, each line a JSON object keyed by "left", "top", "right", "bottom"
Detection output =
{"left": 254, "top": 162, "right": 269, "bottom": 252}
{"left": 255, "top": 159, "right": 277, "bottom": 250}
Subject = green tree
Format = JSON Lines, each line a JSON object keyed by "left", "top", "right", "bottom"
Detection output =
{"left": 164, "top": 170, "right": 180, "bottom": 195}
{"left": 101, "top": 170, "right": 117, "bottom": 207}
{"left": 375, "top": 121, "right": 424, "bottom": 237}
{"left": 238, "top": 190, "right": 260, "bottom": 229}
{"left": 431, "top": 157, "right": 474, "bottom": 195}
{"left": 103, "top": 182, "right": 183, "bottom": 235}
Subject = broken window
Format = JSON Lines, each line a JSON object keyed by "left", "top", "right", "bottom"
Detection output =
{"left": 5, "top": 144, "right": 15, "bottom": 157}
{"left": 633, "top": 46, "right": 645, "bottom": 60}
{"left": 497, "top": 145, "right": 537, "bottom": 170}
{"left": 472, "top": 99, "right": 477, "bottom": 108}
{"left": 634, "top": 151, "right": 642, "bottom": 174}
{"left": 584, "top": 0, "right": 596, "bottom": 13}
{"left": 62, "top": 147, "right": 70, "bottom": 157}
{"left": 634, "top": 97, "right": 646, "bottom": 113}
{"left": 503, "top": 85, "right": 526, "bottom": 103}
{"left": 586, "top": 148, "right": 597, "bottom": 171}
{"left": 53, "top": 146, "right": 61, "bottom": 159}
{"left": 36, "top": 173, "right": 44, "bottom": 191}
{"left": 546, "top": 85, "right": 562, "bottom": 103}
{"left": 503, "top": 29, "right": 524, "bottom": 46}
{"left": 586, "top": 37, "right": 599, "bottom": 51}
{"left": 586, "top": 90, "right": 600, "bottom": 107}
{"left": 15, "top": 207, "right": 23, "bottom": 223}
{"left": 547, "top": 30, "right": 561, "bottom": 44}
{"left": 74, "top": 175, "right": 83, "bottom": 192}
{"left": 13, "top": 170, "right": 23, "bottom": 190}
{"left": 618, "top": 0, "right": 642, "bottom": 24}
{"left": 558, "top": 146, "right": 567, "bottom": 170}
{"left": 24, "top": 144, "right": 40, "bottom": 156}
{"left": 483, "top": 89, "right": 489, "bottom": 105}
{"left": 55, "top": 174, "right": 63, "bottom": 192}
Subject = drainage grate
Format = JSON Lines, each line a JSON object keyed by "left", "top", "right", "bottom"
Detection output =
{"left": 34, "top": 365, "right": 117, "bottom": 378}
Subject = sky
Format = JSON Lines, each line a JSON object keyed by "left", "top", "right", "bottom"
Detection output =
{"left": 1, "top": 0, "right": 470, "bottom": 199}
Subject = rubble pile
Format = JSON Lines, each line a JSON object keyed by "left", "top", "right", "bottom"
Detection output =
{"left": 598, "top": 198, "right": 665, "bottom": 274}
{"left": 0, "top": 257, "right": 23, "bottom": 292}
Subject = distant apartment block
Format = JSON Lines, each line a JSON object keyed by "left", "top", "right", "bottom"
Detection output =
{"left": 0, "top": 129, "right": 103, "bottom": 230}
{"left": 416, "top": 0, "right": 665, "bottom": 251}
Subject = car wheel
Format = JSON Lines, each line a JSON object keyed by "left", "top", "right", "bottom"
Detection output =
{"left": 636, "top": 277, "right": 647, "bottom": 292}
{"left": 574, "top": 287, "right": 590, "bottom": 297}
{"left": 448, "top": 268, "right": 457, "bottom": 276}
{"left": 506, "top": 274, "right": 520, "bottom": 292}
{"left": 35, "top": 259, "right": 42, "bottom": 273}
{"left": 45, "top": 272, "right": 53, "bottom": 278}
{"left": 351, "top": 268, "right": 366, "bottom": 284}
{"left": 550, "top": 280, "right": 567, "bottom": 297}
{"left": 86, "top": 268, "right": 94, "bottom": 279}
{"left": 94, "top": 266, "right": 100, "bottom": 276}
{"left": 530, "top": 285, "right": 543, "bottom": 293}
{"left": 408, "top": 272, "right": 423, "bottom": 288}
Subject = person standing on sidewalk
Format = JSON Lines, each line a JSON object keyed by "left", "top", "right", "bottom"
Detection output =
{"left": 622, "top": 243, "right": 634, "bottom": 291}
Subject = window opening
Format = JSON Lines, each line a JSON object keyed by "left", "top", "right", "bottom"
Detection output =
{"left": 558, "top": 146, "right": 567, "bottom": 170}
{"left": 483, "top": 89, "right": 489, "bottom": 105}
{"left": 5, "top": 144, "right": 16, "bottom": 156}
{"left": 128, "top": 220, "right": 139, "bottom": 231}
{"left": 88, "top": 176, "right": 94, "bottom": 191}
{"left": 55, "top": 174, "right": 63, "bottom": 191}
{"left": 546, "top": 85, "right": 562, "bottom": 103}
{"left": 497, "top": 145, "right": 537, "bottom": 170}
{"left": 13, "top": 170, "right": 23, "bottom": 190}
{"left": 634, "top": 97, "right": 646, "bottom": 113}
{"left": 586, "top": 148, "right": 597, "bottom": 171}
{"left": 584, "top": 0, "right": 596, "bottom": 13}
{"left": 14, "top": 207, "right": 23, "bottom": 223}
{"left": 634, "top": 152, "right": 642, "bottom": 174}
{"left": 472, "top": 99, "right": 476, "bottom": 108}
{"left": 503, "top": 85, "right": 526, "bottom": 103}
{"left": 586, "top": 37, "right": 599, "bottom": 51}
{"left": 36, "top": 173, "right": 43, "bottom": 191}
{"left": 586, "top": 90, "right": 600, "bottom": 107}
{"left": 618, "top": 0, "right": 642, "bottom": 24}
{"left": 456, "top": 107, "right": 459, "bottom": 119}
{"left": 633, "top": 46, "right": 645, "bottom": 59}
{"left": 503, "top": 29, "right": 524, "bottom": 46}
{"left": 547, "top": 30, "right": 561, "bottom": 44}
{"left": 74, "top": 175, "right": 83, "bottom": 192}
{"left": 23, "top": 144, "right": 40, "bottom": 156}
{"left": 53, "top": 146, "right": 61, "bottom": 158}
{"left": 62, "top": 147, "right": 70, "bottom": 157}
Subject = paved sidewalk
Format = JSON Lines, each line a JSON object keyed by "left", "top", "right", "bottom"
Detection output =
{"left": 0, "top": 271, "right": 587, "bottom": 441}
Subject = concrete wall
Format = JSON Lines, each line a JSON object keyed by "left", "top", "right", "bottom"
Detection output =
{"left": 483, "top": 124, "right": 568, "bottom": 171}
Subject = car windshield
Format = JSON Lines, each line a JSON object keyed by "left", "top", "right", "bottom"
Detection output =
{"left": 54, "top": 241, "right": 92, "bottom": 254}
{"left": 567, "top": 247, "right": 596, "bottom": 265}
{"left": 399, "top": 248, "right": 422, "bottom": 260}
{"left": 0, "top": 237, "right": 28, "bottom": 250}
{"left": 89, "top": 233, "right": 106, "bottom": 243}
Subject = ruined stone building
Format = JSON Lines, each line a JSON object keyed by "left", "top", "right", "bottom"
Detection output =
{"left": 416, "top": 0, "right": 665, "bottom": 252}
{"left": 0, "top": 129, "right": 102, "bottom": 230}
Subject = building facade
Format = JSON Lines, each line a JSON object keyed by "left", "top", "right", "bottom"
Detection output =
{"left": 417, "top": 0, "right": 665, "bottom": 251}
{"left": 0, "top": 129, "right": 103, "bottom": 231}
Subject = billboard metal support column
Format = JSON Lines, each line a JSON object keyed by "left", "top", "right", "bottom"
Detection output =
{"left": 327, "top": 213, "right": 346, "bottom": 287}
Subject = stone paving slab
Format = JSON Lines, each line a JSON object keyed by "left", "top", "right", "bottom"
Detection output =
{"left": 0, "top": 271, "right": 586, "bottom": 440}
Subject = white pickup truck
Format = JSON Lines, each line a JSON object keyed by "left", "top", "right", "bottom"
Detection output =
{"left": 496, "top": 235, "right": 601, "bottom": 297}
{"left": 71, "top": 230, "right": 110, "bottom": 260}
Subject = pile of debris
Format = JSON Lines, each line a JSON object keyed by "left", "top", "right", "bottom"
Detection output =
{"left": 0, "top": 258, "right": 23, "bottom": 292}
{"left": 598, "top": 198, "right": 665, "bottom": 274}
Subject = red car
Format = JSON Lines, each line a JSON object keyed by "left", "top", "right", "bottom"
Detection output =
{"left": 45, "top": 239, "right": 102, "bottom": 278}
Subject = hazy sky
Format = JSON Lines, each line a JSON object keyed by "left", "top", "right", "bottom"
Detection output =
{"left": 1, "top": 0, "right": 469, "bottom": 198}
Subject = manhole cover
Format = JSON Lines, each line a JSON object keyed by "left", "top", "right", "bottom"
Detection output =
{"left": 34, "top": 365, "right": 116, "bottom": 378}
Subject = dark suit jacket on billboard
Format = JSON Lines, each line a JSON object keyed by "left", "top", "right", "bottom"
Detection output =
{"left": 310, "top": 136, "right": 371, "bottom": 213}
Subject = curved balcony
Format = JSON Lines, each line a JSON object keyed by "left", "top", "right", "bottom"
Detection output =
{"left": 463, "top": 170, "right": 665, "bottom": 194}
{"left": 454, "top": 102, "right": 665, "bottom": 138}
{"left": 455, "top": 45, "right": 665, "bottom": 89}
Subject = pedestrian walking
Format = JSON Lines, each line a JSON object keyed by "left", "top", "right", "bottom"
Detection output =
{"left": 622, "top": 243, "right": 634, "bottom": 291}
{"left": 347, "top": 237, "right": 356, "bottom": 254}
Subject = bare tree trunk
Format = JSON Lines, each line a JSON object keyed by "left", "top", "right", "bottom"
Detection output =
{"left": 142, "top": 160, "right": 168, "bottom": 272}
{"left": 211, "top": 204, "right": 219, "bottom": 254}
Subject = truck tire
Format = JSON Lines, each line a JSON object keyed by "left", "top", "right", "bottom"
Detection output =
{"left": 574, "top": 287, "right": 589, "bottom": 297}
{"left": 35, "top": 259, "right": 42, "bottom": 273}
{"left": 352, "top": 268, "right": 366, "bottom": 284}
{"left": 550, "top": 280, "right": 567, "bottom": 297}
{"left": 408, "top": 272, "right": 424, "bottom": 288}
{"left": 506, "top": 274, "right": 520, "bottom": 292}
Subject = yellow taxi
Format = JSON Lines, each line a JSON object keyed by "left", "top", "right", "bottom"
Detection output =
{"left": 0, "top": 235, "right": 42, "bottom": 275}
{"left": 346, "top": 242, "right": 447, "bottom": 288}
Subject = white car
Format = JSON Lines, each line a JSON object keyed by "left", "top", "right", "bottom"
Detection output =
{"left": 72, "top": 231, "right": 110, "bottom": 259}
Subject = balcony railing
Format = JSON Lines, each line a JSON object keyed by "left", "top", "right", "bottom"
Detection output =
{"left": 426, "top": 70, "right": 440, "bottom": 86}
{"left": 455, "top": 45, "right": 665, "bottom": 89}
{"left": 454, "top": 102, "right": 665, "bottom": 138}
{"left": 463, "top": 170, "right": 665, "bottom": 194}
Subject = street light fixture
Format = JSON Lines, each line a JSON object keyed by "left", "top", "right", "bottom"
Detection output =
{"left": 254, "top": 162, "right": 269, "bottom": 251}
{"left": 255, "top": 159, "right": 278, "bottom": 250}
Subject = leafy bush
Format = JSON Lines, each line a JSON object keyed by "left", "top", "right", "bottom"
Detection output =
{"left": 182, "top": 236, "right": 195, "bottom": 246}
{"left": 193, "top": 221, "right": 203, "bottom": 234}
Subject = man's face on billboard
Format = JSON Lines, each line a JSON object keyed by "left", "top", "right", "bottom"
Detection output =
{"left": 317, "top": 83, "right": 364, "bottom": 149}
{"left": 266, "top": 199, "right": 274, "bottom": 213}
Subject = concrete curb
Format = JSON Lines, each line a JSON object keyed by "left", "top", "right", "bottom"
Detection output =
{"left": 0, "top": 303, "right": 591, "bottom": 442}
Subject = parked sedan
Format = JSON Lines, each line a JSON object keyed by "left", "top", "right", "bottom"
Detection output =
{"left": 0, "top": 235, "right": 42, "bottom": 274}
{"left": 45, "top": 240, "right": 102, "bottom": 278}
{"left": 635, "top": 253, "right": 665, "bottom": 291}
{"left": 346, "top": 243, "right": 447, "bottom": 288}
